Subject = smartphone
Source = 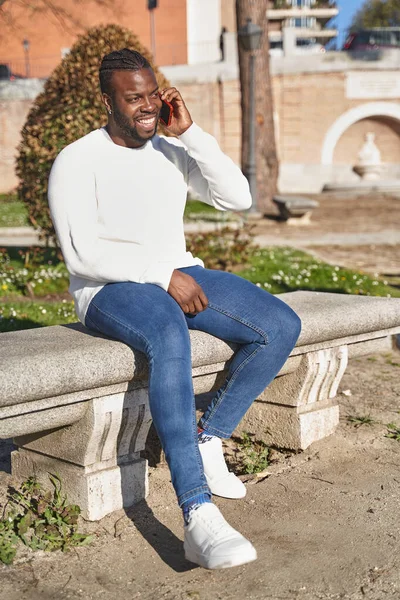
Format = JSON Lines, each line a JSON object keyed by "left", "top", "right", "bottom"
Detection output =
{"left": 159, "top": 98, "right": 173, "bottom": 127}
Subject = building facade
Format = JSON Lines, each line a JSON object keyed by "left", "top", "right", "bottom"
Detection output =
{"left": 0, "top": 0, "right": 224, "bottom": 79}
{"left": 267, "top": 0, "right": 338, "bottom": 46}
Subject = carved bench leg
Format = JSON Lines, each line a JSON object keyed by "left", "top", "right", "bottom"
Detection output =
{"left": 236, "top": 346, "right": 348, "bottom": 450}
{"left": 11, "top": 388, "right": 152, "bottom": 521}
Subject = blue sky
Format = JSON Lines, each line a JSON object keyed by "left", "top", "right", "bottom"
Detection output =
{"left": 335, "top": 0, "right": 367, "bottom": 46}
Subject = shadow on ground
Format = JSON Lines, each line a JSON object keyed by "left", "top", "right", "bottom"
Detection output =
{"left": 0, "top": 438, "right": 14, "bottom": 473}
{"left": 124, "top": 499, "right": 195, "bottom": 573}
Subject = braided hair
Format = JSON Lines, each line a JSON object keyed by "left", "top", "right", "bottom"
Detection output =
{"left": 99, "top": 48, "right": 151, "bottom": 97}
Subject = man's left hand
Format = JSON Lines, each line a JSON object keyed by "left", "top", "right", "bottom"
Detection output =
{"left": 160, "top": 87, "right": 193, "bottom": 136}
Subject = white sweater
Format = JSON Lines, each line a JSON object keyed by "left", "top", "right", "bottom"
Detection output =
{"left": 48, "top": 123, "right": 252, "bottom": 324}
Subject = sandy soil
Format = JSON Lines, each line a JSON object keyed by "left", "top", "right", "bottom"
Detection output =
{"left": 1, "top": 350, "right": 400, "bottom": 600}
{"left": 255, "top": 193, "right": 400, "bottom": 238}
{"left": 304, "top": 244, "right": 400, "bottom": 278}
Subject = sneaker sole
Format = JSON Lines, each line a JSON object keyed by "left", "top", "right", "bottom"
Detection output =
{"left": 184, "top": 544, "right": 257, "bottom": 569}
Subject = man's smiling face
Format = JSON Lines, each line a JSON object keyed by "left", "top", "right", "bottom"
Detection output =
{"left": 106, "top": 68, "right": 162, "bottom": 146}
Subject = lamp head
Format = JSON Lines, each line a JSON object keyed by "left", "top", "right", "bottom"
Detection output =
{"left": 238, "top": 18, "right": 263, "bottom": 52}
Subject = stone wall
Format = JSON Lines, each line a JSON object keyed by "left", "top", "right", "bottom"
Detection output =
{"left": 0, "top": 80, "right": 44, "bottom": 193}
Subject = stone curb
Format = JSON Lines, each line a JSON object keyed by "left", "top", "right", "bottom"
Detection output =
{"left": 0, "top": 227, "right": 39, "bottom": 237}
{"left": 0, "top": 222, "right": 241, "bottom": 239}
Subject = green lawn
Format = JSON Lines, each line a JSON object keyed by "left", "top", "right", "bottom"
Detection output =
{"left": 237, "top": 247, "right": 400, "bottom": 298}
{"left": 1, "top": 196, "right": 223, "bottom": 228}
{"left": 0, "top": 247, "right": 69, "bottom": 297}
{"left": 0, "top": 300, "right": 76, "bottom": 332}
{"left": 0, "top": 193, "right": 29, "bottom": 228}
{"left": 184, "top": 199, "right": 241, "bottom": 222}
{"left": 1, "top": 243, "right": 398, "bottom": 333}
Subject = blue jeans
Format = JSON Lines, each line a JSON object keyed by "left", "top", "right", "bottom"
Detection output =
{"left": 85, "top": 266, "right": 301, "bottom": 506}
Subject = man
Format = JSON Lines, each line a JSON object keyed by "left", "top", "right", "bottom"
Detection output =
{"left": 48, "top": 48, "right": 301, "bottom": 570}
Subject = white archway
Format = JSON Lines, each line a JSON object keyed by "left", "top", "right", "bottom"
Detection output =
{"left": 321, "top": 102, "right": 400, "bottom": 165}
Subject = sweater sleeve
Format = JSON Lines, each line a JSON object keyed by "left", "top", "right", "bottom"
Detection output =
{"left": 178, "top": 123, "right": 252, "bottom": 212}
{"left": 48, "top": 149, "right": 175, "bottom": 290}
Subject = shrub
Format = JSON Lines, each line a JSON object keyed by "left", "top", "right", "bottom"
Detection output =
{"left": 16, "top": 24, "right": 170, "bottom": 247}
{"left": 186, "top": 225, "right": 256, "bottom": 271}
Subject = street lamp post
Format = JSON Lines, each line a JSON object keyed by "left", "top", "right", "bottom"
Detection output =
{"left": 238, "top": 18, "right": 263, "bottom": 214}
{"left": 147, "top": 0, "right": 158, "bottom": 62}
{"left": 23, "top": 39, "right": 30, "bottom": 78}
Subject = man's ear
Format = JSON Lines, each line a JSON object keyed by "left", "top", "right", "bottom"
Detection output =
{"left": 102, "top": 93, "right": 112, "bottom": 114}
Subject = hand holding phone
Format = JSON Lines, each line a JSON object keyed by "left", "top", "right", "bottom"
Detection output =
{"left": 158, "top": 88, "right": 193, "bottom": 135}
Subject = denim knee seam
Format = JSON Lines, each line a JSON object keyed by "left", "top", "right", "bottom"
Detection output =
{"left": 207, "top": 302, "right": 270, "bottom": 345}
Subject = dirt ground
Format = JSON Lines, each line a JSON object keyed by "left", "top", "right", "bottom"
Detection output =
{"left": 1, "top": 191, "right": 400, "bottom": 599}
{"left": 256, "top": 192, "right": 400, "bottom": 238}
{"left": 0, "top": 350, "right": 400, "bottom": 600}
{"left": 253, "top": 193, "right": 400, "bottom": 278}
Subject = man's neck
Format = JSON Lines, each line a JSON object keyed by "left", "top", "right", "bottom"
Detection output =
{"left": 105, "top": 124, "right": 147, "bottom": 149}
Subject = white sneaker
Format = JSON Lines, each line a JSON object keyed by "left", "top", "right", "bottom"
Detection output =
{"left": 199, "top": 435, "right": 247, "bottom": 499}
{"left": 184, "top": 503, "right": 257, "bottom": 569}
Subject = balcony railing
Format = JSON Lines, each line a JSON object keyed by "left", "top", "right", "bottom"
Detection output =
{"left": 268, "top": 7, "right": 339, "bottom": 21}
{"left": 271, "top": 1, "right": 337, "bottom": 7}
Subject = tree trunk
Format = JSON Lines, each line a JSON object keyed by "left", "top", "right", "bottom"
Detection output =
{"left": 236, "top": 0, "right": 278, "bottom": 214}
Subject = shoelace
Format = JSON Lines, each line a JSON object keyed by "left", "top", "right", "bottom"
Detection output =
{"left": 199, "top": 511, "right": 235, "bottom": 538}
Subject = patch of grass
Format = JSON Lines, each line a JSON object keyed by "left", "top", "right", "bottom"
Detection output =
{"left": 0, "top": 200, "right": 30, "bottom": 228}
{"left": 0, "top": 193, "right": 18, "bottom": 203}
{"left": 1, "top": 239, "right": 399, "bottom": 334}
{"left": 184, "top": 199, "right": 218, "bottom": 217}
{"left": 0, "top": 246, "right": 69, "bottom": 298}
{"left": 385, "top": 423, "right": 400, "bottom": 441}
{"left": 0, "top": 474, "right": 93, "bottom": 565}
{"left": 385, "top": 358, "right": 400, "bottom": 367}
{"left": 184, "top": 199, "right": 240, "bottom": 222}
{"left": 237, "top": 247, "right": 400, "bottom": 298}
{"left": 187, "top": 226, "right": 254, "bottom": 271}
{"left": 0, "top": 193, "right": 29, "bottom": 227}
{"left": 236, "top": 432, "right": 270, "bottom": 475}
{"left": 0, "top": 300, "right": 76, "bottom": 332}
{"left": 347, "top": 414, "right": 376, "bottom": 428}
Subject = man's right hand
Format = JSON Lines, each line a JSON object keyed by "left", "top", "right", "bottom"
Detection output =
{"left": 167, "top": 270, "right": 208, "bottom": 314}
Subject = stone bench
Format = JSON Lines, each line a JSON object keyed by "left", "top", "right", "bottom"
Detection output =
{"left": 273, "top": 195, "right": 319, "bottom": 225}
{"left": 1, "top": 291, "right": 400, "bottom": 521}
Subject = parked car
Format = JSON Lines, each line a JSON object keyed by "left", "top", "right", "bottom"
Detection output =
{"left": 0, "top": 63, "right": 24, "bottom": 81}
{"left": 343, "top": 28, "right": 400, "bottom": 52}
{"left": 269, "top": 39, "right": 326, "bottom": 57}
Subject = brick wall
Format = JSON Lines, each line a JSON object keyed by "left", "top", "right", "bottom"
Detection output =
{"left": 272, "top": 70, "right": 400, "bottom": 165}
{"left": 0, "top": 0, "right": 188, "bottom": 78}
{"left": 0, "top": 99, "right": 32, "bottom": 192}
{"left": 2, "top": 66, "right": 400, "bottom": 193}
